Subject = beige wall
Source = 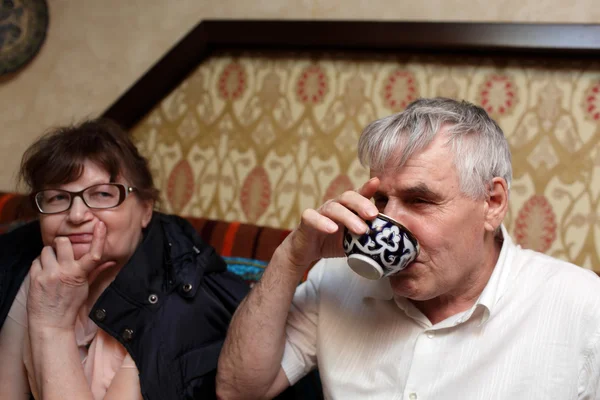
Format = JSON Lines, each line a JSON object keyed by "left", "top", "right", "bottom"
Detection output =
{"left": 2, "top": 0, "right": 599, "bottom": 192}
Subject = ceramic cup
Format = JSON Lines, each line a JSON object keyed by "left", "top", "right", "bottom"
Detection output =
{"left": 343, "top": 213, "right": 419, "bottom": 280}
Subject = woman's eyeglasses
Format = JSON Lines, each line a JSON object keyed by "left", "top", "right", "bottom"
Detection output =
{"left": 32, "top": 183, "right": 136, "bottom": 214}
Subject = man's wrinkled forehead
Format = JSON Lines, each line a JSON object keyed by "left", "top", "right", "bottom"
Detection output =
{"left": 372, "top": 182, "right": 444, "bottom": 202}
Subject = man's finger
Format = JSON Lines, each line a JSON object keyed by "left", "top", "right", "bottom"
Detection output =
{"left": 357, "top": 177, "right": 380, "bottom": 200}
{"left": 317, "top": 201, "right": 370, "bottom": 235}
{"left": 341, "top": 177, "right": 379, "bottom": 220}
{"left": 301, "top": 208, "right": 339, "bottom": 234}
{"left": 78, "top": 221, "right": 107, "bottom": 273}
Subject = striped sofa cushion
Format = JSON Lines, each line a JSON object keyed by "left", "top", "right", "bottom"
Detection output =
{"left": 184, "top": 217, "right": 293, "bottom": 284}
{"left": 185, "top": 217, "right": 291, "bottom": 263}
{"left": 0, "top": 192, "right": 36, "bottom": 220}
{"left": 0, "top": 192, "right": 36, "bottom": 234}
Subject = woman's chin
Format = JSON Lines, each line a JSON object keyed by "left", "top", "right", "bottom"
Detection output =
{"left": 71, "top": 243, "right": 92, "bottom": 260}
{"left": 88, "top": 261, "right": 118, "bottom": 284}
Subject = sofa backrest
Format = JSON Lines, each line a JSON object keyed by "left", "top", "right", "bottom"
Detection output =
{"left": 0, "top": 192, "right": 37, "bottom": 230}
{"left": 185, "top": 216, "right": 292, "bottom": 284}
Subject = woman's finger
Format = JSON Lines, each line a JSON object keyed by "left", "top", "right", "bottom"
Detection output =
{"left": 29, "top": 257, "right": 42, "bottom": 280}
{"left": 54, "top": 236, "right": 74, "bottom": 266}
{"left": 39, "top": 246, "right": 59, "bottom": 274}
{"left": 78, "top": 221, "right": 107, "bottom": 273}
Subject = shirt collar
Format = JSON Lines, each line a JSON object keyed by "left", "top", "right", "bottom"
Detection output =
{"left": 471, "top": 224, "right": 516, "bottom": 325}
{"left": 362, "top": 224, "right": 518, "bottom": 326}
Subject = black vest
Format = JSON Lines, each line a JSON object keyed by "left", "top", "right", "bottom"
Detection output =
{"left": 0, "top": 213, "right": 250, "bottom": 399}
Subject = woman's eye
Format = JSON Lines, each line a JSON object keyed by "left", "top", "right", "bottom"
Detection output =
{"left": 48, "top": 194, "right": 68, "bottom": 203}
{"left": 88, "top": 190, "right": 115, "bottom": 199}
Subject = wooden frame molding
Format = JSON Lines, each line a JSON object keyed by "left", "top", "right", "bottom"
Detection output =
{"left": 102, "top": 20, "right": 600, "bottom": 129}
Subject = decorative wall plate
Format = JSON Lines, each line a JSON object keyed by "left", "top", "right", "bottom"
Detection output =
{"left": 0, "top": 0, "right": 49, "bottom": 75}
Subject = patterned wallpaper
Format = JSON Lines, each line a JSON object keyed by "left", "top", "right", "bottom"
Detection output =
{"left": 131, "top": 52, "right": 600, "bottom": 272}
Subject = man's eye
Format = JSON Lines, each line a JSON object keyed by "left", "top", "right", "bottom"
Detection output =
{"left": 408, "top": 198, "right": 430, "bottom": 204}
{"left": 374, "top": 197, "right": 388, "bottom": 207}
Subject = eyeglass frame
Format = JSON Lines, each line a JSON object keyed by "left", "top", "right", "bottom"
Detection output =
{"left": 31, "top": 183, "right": 137, "bottom": 214}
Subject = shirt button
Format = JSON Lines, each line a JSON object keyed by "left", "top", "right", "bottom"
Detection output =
{"left": 94, "top": 309, "right": 106, "bottom": 322}
{"left": 426, "top": 331, "right": 435, "bottom": 339}
{"left": 409, "top": 393, "right": 418, "bottom": 400}
{"left": 122, "top": 328, "right": 134, "bottom": 342}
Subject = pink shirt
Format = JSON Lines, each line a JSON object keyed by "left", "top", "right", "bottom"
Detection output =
{"left": 7, "top": 274, "right": 137, "bottom": 399}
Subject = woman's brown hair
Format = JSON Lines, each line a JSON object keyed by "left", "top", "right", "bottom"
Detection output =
{"left": 19, "top": 118, "right": 159, "bottom": 203}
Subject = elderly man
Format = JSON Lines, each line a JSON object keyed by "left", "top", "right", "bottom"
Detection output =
{"left": 216, "top": 98, "right": 600, "bottom": 399}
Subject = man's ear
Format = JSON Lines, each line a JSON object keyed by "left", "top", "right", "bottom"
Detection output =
{"left": 141, "top": 200, "right": 154, "bottom": 228}
{"left": 484, "top": 177, "right": 509, "bottom": 233}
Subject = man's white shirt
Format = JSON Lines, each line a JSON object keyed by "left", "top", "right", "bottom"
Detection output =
{"left": 281, "top": 225, "right": 600, "bottom": 399}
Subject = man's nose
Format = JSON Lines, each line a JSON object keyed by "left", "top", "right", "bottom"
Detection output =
{"left": 67, "top": 195, "right": 93, "bottom": 223}
{"left": 383, "top": 201, "right": 408, "bottom": 222}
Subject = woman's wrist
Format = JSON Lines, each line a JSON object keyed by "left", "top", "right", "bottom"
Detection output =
{"left": 28, "top": 323, "right": 75, "bottom": 341}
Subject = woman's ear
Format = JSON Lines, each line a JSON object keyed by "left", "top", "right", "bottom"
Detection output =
{"left": 141, "top": 200, "right": 154, "bottom": 228}
{"left": 484, "top": 177, "right": 509, "bottom": 233}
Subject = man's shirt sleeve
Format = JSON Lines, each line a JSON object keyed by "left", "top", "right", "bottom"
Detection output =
{"left": 280, "top": 259, "right": 327, "bottom": 385}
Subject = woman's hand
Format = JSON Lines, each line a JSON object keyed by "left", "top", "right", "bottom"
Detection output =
{"left": 281, "top": 177, "right": 380, "bottom": 273}
{"left": 27, "top": 221, "right": 115, "bottom": 332}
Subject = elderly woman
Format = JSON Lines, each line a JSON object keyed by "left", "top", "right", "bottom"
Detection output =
{"left": 0, "top": 119, "right": 249, "bottom": 399}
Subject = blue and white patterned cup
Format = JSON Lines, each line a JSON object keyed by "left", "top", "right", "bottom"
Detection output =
{"left": 343, "top": 213, "right": 419, "bottom": 280}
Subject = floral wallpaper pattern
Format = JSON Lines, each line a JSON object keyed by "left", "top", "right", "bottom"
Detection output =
{"left": 132, "top": 52, "right": 600, "bottom": 272}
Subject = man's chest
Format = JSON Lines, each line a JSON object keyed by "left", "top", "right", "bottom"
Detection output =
{"left": 315, "top": 298, "right": 581, "bottom": 400}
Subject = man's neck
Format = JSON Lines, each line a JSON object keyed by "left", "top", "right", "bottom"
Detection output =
{"left": 411, "top": 237, "right": 503, "bottom": 325}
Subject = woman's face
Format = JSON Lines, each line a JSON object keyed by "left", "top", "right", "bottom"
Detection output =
{"left": 38, "top": 160, "right": 153, "bottom": 269}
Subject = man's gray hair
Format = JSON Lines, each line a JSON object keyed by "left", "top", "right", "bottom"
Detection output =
{"left": 358, "top": 97, "right": 512, "bottom": 199}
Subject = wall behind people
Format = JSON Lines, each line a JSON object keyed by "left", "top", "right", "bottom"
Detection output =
{"left": 131, "top": 51, "right": 600, "bottom": 272}
{"left": 2, "top": 0, "right": 600, "bottom": 192}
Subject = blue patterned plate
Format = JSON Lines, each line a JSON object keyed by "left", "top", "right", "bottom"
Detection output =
{"left": 0, "top": 0, "right": 49, "bottom": 75}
